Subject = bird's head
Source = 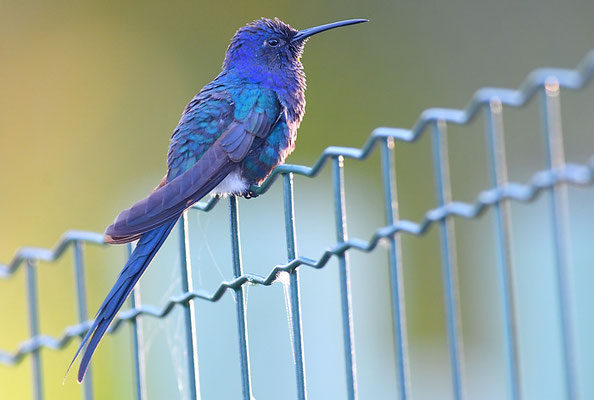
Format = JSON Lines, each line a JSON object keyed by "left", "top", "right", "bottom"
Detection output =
{"left": 222, "top": 18, "right": 367, "bottom": 82}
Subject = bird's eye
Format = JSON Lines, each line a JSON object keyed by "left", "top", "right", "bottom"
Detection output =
{"left": 267, "top": 38, "right": 280, "bottom": 47}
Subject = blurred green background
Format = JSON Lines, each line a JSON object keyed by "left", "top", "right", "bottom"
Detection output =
{"left": 2, "top": 1, "right": 594, "bottom": 399}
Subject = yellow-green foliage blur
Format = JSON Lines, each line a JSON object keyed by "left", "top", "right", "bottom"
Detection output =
{"left": 2, "top": 1, "right": 594, "bottom": 399}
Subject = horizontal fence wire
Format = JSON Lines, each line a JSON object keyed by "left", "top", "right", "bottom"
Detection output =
{"left": 2, "top": 49, "right": 594, "bottom": 399}
{"left": 1, "top": 158, "right": 594, "bottom": 365}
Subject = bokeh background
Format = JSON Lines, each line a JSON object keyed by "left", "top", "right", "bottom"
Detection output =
{"left": 2, "top": 1, "right": 594, "bottom": 399}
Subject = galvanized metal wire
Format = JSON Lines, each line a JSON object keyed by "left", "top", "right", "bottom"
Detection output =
{"left": 3, "top": 49, "right": 594, "bottom": 400}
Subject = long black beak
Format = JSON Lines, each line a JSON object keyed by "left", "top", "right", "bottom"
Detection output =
{"left": 292, "top": 19, "right": 368, "bottom": 42}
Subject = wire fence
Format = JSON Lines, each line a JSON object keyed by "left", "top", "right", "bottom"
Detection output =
{"left": 2, "top": 49, "right": 594, "bottom": 400}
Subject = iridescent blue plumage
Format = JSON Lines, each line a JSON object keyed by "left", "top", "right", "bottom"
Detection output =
{"left": 70, "top": 17, "right": 367, "bottom": 382}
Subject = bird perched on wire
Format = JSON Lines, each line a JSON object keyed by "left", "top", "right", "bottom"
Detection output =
{"left": 69, "top": 17, "right": 367, "bottom": 382}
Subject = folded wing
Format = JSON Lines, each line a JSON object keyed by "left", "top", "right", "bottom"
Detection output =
{"left": 105, "top": 105, "right": 275, "bottom": 243}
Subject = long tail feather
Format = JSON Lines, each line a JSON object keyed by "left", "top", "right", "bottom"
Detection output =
{"left": 69, "top": 217, "right": 179, "bottom": 383}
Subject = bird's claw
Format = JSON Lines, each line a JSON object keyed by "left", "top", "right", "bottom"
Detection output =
{"left": 243, "top": 190, "right": 259, "bottom": 199}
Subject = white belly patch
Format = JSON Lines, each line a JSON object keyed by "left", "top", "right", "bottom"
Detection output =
{"left": 211, "top": 168, "right": 248, "bottom": 196}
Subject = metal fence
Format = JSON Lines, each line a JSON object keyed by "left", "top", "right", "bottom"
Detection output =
{"left": 2, "top": 49, "right": 594, "bottom": 400}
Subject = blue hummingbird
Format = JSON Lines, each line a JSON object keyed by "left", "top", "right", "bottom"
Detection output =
{"left": 70, "top": 17, "right": 367, "bottom": 382}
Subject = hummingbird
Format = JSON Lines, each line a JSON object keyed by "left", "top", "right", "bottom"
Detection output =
{"left": 70, "top": 17, "right": 367, "bottom": 382}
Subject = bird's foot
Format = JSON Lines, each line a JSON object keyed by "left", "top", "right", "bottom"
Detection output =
{"left": 243, "top": 189, "right": 259, "bottom": 199}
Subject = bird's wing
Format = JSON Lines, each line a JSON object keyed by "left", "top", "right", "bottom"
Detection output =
{"left": 105, "top": 87, "right": 280, "bottom": 243}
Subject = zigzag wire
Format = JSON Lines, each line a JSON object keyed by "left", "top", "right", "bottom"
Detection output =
{"left": 250, "top": 50, "right": 594, "bottom": 193}
{"left": 1, "top": 49, "right": 594, "bottom": 364}
{"left": 0, "top": 231, "right": 104, "bottom": 279}
{"left": 2, "top": 50, "right": 593, "bottom": 278}
{"left": 2, "top": 157, "right": 593, "bottom": 365}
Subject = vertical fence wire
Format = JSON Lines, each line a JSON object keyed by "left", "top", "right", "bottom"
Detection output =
{"left": 540, "top": 78, "right": 578, "bottom": 400}
{"left": 380, "top": 138, "right": 411, "bottom": 400}
{"left": 25, "top": 259, "right": 43, "bottom": 400}
{"left": 484, "top": 100, "right": 521, "bottom": 400}
{"left": 282, "top": 173, "right": 308, "bottom": 400}
{"left": 7, "top": 52, "right": 594, "bottom": 400}
{"left": 178, "top": 212, "right": 202, "bottom": 400}
{"left": 126, "top": 243, "right": 147, "bottom": 400}
{"left": 73, "top": 241, "right": 94, "bottom": 400}
{"left": 229, "top": 197, "right": 253, "bottom": 400}
{"left": 431, "top": 120, "right": 465, "bottom": 400}
{"left": 332, "top": 155, "right": 358, "bottom": 400}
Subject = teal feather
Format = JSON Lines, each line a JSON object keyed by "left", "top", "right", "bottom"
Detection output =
{"left": 71, "top": 17, "right": 366, "bottom": 382}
